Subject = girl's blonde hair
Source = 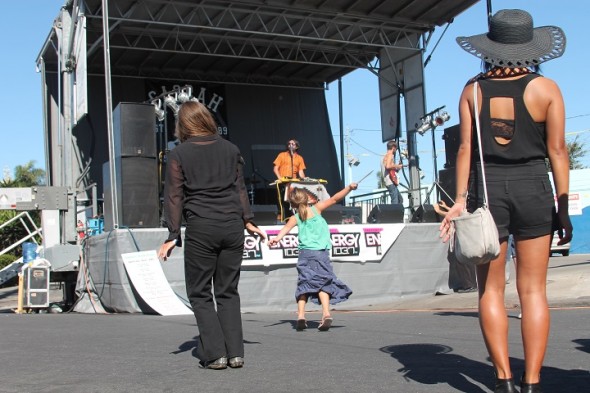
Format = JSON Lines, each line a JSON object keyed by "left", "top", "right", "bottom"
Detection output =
{"left": 175, "top": 101, "right": 218, "bottom": 142}
{"left": 289, "top": 188, "right": 309, "bottom": 221}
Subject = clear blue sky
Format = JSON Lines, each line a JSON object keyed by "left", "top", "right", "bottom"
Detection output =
{"left": 2, "top": 0, "right": 588, "bottom": 194}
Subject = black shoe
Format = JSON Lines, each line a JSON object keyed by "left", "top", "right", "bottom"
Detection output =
{"left": 205, "top": 356, "right": 227, "bottom": 370}
{"left": 494, "top": 378, "right": 517, "bottom": 393}
{"left": 296, "top": 319, "right": 307, "bottom": 331}
{"left": 228, "top": 356, "right": 244, "bottom": 368}
{"left": 521, "top": 374, "right": 542, "bottom": 393}
{"left": 318, "top": 317, "right": 333, "bottom": 332}
{"left": 520, "top": 383, "right": 542, "bottom": 393}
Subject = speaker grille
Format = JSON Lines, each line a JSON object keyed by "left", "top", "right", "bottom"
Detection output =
{"left": 323, "top": 205, "right": 362, "bottom": 224}
{"left": 103, "top": 157, "right": 159, "bottom": 230}
{"left": 251, "top": 205, "right": 278, "bottom": 225}
{"left": 411, "top": 204, "right": 440, "bottom": 223}
{"left": 113, "top": 102, "right": 157, "bottom": 158}
{"left": 367, "top": 204, "right": 404, "bottom": 223}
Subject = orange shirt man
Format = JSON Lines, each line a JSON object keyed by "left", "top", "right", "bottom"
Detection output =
{"left": 273, "top": 139, "right": 306, "bottom": 179}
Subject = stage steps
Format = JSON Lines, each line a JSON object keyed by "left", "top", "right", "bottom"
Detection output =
{"left": 0, "top": 258, "right": 23, "bottom": 287}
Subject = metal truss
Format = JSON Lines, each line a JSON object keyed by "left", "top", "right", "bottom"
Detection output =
{"left": 80, "top": 0, "right": 426, "bottom": 83}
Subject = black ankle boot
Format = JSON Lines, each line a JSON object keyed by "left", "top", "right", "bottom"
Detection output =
{"left": 520, "top": 374, "right": 542, "bottom": 393}
{"left": 494, "top": 378, "right": 517, "bottom": 393}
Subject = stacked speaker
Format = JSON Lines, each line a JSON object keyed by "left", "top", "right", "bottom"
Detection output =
{"left": 323, "top": 205, "right": 362, "bottom": 224}
{"left": 250, "top": 205, "right": 278, "bottom": 225}
{"left": 103, "top": 103, "right": 159, "bottom": 230}
{"left": 367, "top": 204, "right": 404, "bottom": 223}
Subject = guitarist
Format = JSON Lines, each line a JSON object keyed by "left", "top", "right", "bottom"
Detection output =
{"left": 382, "top": 140, "right": 403, "bottom": 204}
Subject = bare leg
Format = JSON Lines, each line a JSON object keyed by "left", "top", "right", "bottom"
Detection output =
{"left": 297, "top": 294, "right": 307, "bottom": 320}
{"left": 318, "top": 291, "right": 331, "bottom": 319}
{"left": 515, "top": 235, "right": 551, "bottom": 384}
{"left": 476, "top": 240, "right": 513, "bottom": 379}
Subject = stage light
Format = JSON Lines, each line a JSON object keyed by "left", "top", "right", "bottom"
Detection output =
{"left": 347, "top": 156, "right": 360, "bottom": 166}
{"left": 152, "top": 99, "right": 165, "bottom": 121}
{"left": 434, "top": 111, "right": 450, "bottom": 126}
{"left": 164, "top": 94, "right": 180, "bottom": 117}
{"left": 416, "top": 116, "right": 432, "bottom": 135}
{"left": 177, "top": 86, "right": 192, "bottom": 103}
{"left": 416, "top": 110, "right": 451, "bottom": 135}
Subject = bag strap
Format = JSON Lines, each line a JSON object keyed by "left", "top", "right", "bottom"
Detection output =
{"left": 473, "top": 81, "right": 490, "bottom": 207}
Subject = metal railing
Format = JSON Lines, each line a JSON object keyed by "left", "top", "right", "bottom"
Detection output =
{"left": 349, "top": 189, "right": 389, "bottom": 211}
{"left": 348, "top": 188, "right": 410, "bottom": 223}
{"left": 0, "top": 212, "right": 42, "bottom": 256}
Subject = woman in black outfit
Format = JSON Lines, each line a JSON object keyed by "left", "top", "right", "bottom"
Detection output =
{"left": 440, "top": 9, "right": 572, "bottom": 393}
{"left": 158, "top": 101, "right": 265, "bottom": 370}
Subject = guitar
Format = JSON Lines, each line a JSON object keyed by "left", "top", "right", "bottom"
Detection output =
{"left": 388, "top": 168, "right": 399, "bottom": 186}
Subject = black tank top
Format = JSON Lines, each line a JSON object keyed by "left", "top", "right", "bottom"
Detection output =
{"left": 475, "top": 73, "right": 547, "bottom": 164}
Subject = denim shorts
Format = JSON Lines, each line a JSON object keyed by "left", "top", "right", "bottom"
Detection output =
{"left": 467, "top": 160, "right": 557, "bottom": 239}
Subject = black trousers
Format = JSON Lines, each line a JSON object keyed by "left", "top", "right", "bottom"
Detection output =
{"left": 184, "top": 216, "right": 245, "bottom": 362}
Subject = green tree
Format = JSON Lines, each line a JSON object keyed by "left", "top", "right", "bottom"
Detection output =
{"left": 2, "top": 161, "right": 46, "bottom": 187}
{"left": 567, "top": 135, "right": 587, "bottom": 170}
{"left": 0, "top": 161, "right": 46, "bottom": 256}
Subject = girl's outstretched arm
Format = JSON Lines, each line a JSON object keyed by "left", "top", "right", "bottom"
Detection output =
{"left": 268, "top": 216, "right": 298, "bottom": 247}
{"left": 315, "top": 183, "right": 358, "bottom": 213}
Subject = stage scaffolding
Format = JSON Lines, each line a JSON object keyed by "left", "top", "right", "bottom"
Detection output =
{"left": 36, "top": 0, "right": 478, "bottom": 243}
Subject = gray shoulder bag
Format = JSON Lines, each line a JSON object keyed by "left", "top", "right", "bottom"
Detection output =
{"left": 450, "top": 82, "right": 500, "bottom": 266}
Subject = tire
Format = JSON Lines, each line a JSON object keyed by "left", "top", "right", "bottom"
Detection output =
{"left": 562, "top": 250, "right": 570, "bottom": 257}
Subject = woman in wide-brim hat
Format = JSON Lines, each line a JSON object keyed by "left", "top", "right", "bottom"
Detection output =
{"left": 440, "top": 9, "right": 572, "bottom": 393}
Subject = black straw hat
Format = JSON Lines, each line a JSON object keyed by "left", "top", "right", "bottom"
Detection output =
{"left": 456, "top": 9, "right": 565, "bottom": 68}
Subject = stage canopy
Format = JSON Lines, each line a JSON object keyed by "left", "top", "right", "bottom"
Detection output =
{"left": 39, "top": 0, "right": 477, "bottom": 88}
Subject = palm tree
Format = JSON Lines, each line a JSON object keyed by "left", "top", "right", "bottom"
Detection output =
{"left": 567, "top": 135, "right": 587, "bottom": 170}
{"left": 3, "top": 161, "right": 46, "bottom": 187}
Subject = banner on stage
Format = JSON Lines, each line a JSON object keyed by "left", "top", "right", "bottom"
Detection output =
{"left": 242, "top": 223, "right": 405, "bottom": 267}
{"left": 121, "top": 250, "right": 192, "bottom": 316}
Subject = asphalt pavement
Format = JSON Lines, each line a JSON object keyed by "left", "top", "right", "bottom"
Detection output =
{"left": 0, "top": 254, "right": 588, "bottom": 393}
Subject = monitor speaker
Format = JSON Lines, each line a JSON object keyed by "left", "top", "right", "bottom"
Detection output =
{"left": 442, "top": 124, "right": 460, "bottom": 169}
{"left": 323, "top": 205, "right": 362, "bottom": 225}
{"left": 113, "top": 102, "right": 157, "bottom": 158}
{"left": 251, "top": 205, "right": 278, "bottom": 225}
{"left": 103, "top": 157, "right": 159, "bottom": 231}
{"left": 367, "top": 204, "right": 404, "bottom": 223}
{"left": 438, "top": 168, "right": 456, "bottom": 208}
{"left": 411, "top": 204, "right": 440, "bottom": 223}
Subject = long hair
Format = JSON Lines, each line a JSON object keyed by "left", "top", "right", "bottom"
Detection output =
{"left": 176, "top": 101, "right": 217, "bottom": 142}
{"left": 289, "top": 188, "right": 309, "bottom": 221}
{"left": 286, "top": 139, "right": 300, "bottom": 151}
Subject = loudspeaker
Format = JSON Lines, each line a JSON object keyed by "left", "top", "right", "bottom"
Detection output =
{"left": 442, "top": 124, "right": 460, "bottom": 168}
{"left": 323, "top": 205, "right": 362, "bottom": 224}
{"left": 367, "top": 204, "right": 404, "bottom": 223}
{"left": 411, "top": 204, "right": 440, "bottom": 223}
{"left": 103, "top": 157, "right": 159, "bottom": 230}
{"left": 251, "top": 205, "right": 278, "bottom": 225}
{"left": 113, "top": 102, "right": 157, "bottom": 158}
{"left": 438, "top": 168, "right": 456, "bottom": 207}
{"left": 252, "top": 187, "right": 276, "bottom": 205}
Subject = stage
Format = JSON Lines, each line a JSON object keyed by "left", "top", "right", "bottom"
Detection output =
{"left": 75, "top": 223, "right": 474, "bottom": 314}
